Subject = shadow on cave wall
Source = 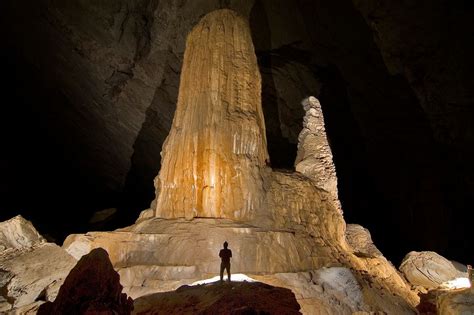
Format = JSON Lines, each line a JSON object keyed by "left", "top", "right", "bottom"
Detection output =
{"left": 250, "top": 0, "right": 300, "bottom": 170}
{"left": 119, "top": 61, "right": 180, "bottom": 225}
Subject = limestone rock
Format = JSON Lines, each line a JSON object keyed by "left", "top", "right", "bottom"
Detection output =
{"left": 0, "top": 215, "right": 45, "bottom": 251}
{"left": 64, "top": 218, "right": 333, "bottom": 286}
{"left": 399, "top": 251, "right": 466, "bottom": 290}
{"left": 295, "top": 96, "right": 341, "bottom": 212}
{"left": 257, "top": 268, "right": 416, "bottom": 315}
{"left": 134, "top": 281, "right": 301, "bottom": 314}
{"left": 0, "top": 245, "right": 75, "bottom": 311}
{"left": 345, "top": 224, "right": 382, "bottom": 258}
{"left": 437, "top": 288, "right": 474, "bottom": 315}
{"left": 0, "top": 216, "right": 77, "bottom": 312}
{"left": 38, "top": 248, "right": 133, "bottom": 315}
{"left": 153, "top": 9, "right": 269, "bottom": 220}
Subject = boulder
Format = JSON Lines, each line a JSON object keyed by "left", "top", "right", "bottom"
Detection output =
{"left": 399, "top": 251, "right": 466, "bottom": 289}
{"left": 38, "top": 248, "right": 133, "bottom": 315}
{"left": 0, "top": 216, "right": 76, "bottom": 312}
{"left": 0, "top": 215, "right": 45, "bottom": 251}
{"left": 345, "top": 224, "right": 382, "bottom": 258}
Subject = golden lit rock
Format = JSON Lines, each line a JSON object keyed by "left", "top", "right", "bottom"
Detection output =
{"left": 152, "top": 9, "right": 268, "bottom": 220}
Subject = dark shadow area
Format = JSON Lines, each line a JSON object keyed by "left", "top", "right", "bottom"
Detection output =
{"left": 250, "top": 0, "right": 300, "bottom": 170}
{"left": 0, "top": 49, "right": 122, "bottom": 242}
{"left": 133, "top": 280, "right": 301, "bottom": 314}
{"left": 118, "top": 64, "right": 179, "bottom": 226}
{"left": 315, "top": 65, "right": 377, "bottom": 227}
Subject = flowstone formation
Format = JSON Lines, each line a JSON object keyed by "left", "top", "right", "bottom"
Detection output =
{"left": 64, "top": 9, "right": 419, "bottom": 314}
{"left": 151, "top": 8, "right": 268, "bottom": 220}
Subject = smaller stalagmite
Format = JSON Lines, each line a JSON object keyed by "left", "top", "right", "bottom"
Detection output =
{"left": 295, "top": 96, "right": 341, "bottom": 212}
{"left": 152, "top": 9, "right": 268, "bottom": 220}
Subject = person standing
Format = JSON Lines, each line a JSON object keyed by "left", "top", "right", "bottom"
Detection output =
{"left": 219, "top": 241, "right": 232, "bottom": 282}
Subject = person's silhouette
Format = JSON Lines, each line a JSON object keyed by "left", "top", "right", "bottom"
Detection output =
{"left": 219, "top": 241, "right": 232, "bottom": 282}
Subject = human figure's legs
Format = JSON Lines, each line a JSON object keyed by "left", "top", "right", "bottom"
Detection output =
{"left": 226, "top": 263, "right": 231, "bottom": 282}
{"left": 220, "top": 262, "right": 225, "bottom": 281}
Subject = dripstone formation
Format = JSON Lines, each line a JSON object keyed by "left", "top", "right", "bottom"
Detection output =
{"left": 296, "top": 96, "right": 341, "bottom": 212}
{"left": 63, "top": 9, "right": 419, "bottom": 314}
{"left": 152, "top": 9, "right": 268, "bottom": 220}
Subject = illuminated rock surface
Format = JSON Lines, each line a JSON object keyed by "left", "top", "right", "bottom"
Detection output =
{"left": 0, "top": 215, "right": 45, "bottom": 251}
{"left": 152, "top": 9, "right": 268, "bottom": 220}
{"left": 0, "top": 216, "right": 76, "bottom": 312}
{"left": 400, "top": 251, "right": 466, "bottom": 290}
{"left": 295, "top": 96, "right": 341, "bottom": 212}
{"left": 345, "top": 224, "right": 382, "bottom": 258}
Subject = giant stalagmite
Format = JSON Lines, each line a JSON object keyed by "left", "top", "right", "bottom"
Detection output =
{"left": 153, "top": 9, "right": 268, "bottom": 220}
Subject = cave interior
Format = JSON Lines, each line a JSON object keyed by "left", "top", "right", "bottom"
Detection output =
{"left": 0, "top": 0, "right": 473, "bottom": 266}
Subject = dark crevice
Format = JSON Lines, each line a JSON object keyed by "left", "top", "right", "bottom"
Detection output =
{"left": 250, "top": 0, "right": 301, "bottom": 170}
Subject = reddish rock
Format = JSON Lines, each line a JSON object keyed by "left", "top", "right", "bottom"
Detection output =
{"left": 38, "top": 248, "right": 133, "bottom": 315}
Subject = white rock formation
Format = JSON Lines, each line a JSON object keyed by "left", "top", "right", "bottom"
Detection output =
{"left": 400, "top": 251, "right": 467, "bottom": 290}
{"left": 0, "top": 216, "right": 77, "bottom": 312}
{"left": 295, "top": 96, "right": 341, "bottom": 212}
{"left": 345, "top": 224, "right": 382, "bottom": 258}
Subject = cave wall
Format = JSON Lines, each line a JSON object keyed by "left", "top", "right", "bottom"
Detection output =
{"left": 0, "top": 0, "right": 472, "bottom": 263}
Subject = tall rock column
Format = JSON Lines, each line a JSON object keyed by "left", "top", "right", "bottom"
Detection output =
{"left": 152, "top": 9, "right": 268, "bottom": 220}
{"left": 295, "top": 96, "right": 341, "bottom": 212}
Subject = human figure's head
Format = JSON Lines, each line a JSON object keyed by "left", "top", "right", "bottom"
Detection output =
{"left": 223, "top": 241, "right": 228, "bottom": 249}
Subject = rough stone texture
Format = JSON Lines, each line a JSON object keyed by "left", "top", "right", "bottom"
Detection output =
{"left": 345, "top": 224, "right": 382, "bottom": 258}
{"left": 295, "top": 96, "right": 341, "bottom": 212}
{"left": 0, "top": 217, "right": 76, "bottom": 312}
{"left": 257, "top": 268, "right": 364, "bottom": 315}
{"left": 64, "top": 218, "right": 335, "bottom": 285}
{"left": 0, "top": 243, "right": 76, "bottom": 311}
{"left": 0, "top": 215, "right": 45, "bottom": 251}
{"left": 257, "top": 267, "right": 417, "bottom": 315}
{"left": 134, "top": 281, "right": 301, "bottom": 315}
{"left": 437, "top": 288, "right": 474, "bottom": 315}
{"left": 38, "top": 248, "right": 133, "bottom": 315}
{"left": 63, "top": 216, "right": 417, "bottom": 314}
{"left": 153, "top": 9, "right": 268, "bottom": 220}
{"left": 400, "top": 251, "right": 466, "bottom": 290}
